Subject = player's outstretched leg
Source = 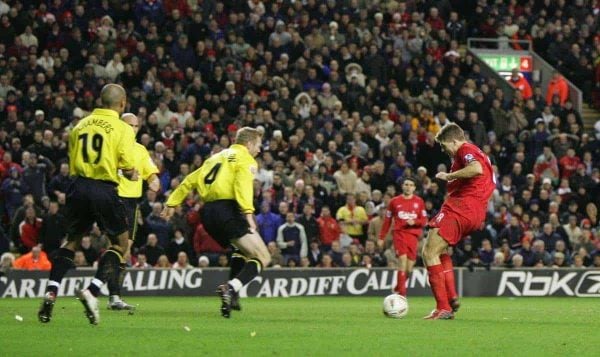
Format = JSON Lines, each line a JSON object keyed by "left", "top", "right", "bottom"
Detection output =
{"left": 107, "top": 263, "right": 135, "bottom": 312}
{"left": 79, "top": 247, "right": 123, "bottom": 324}
{"left": 422, "top": 229, "right": 453, "bottom": 320}
{"left": 107, "top": 240, "right": 135, "bottom": 313}
{"left": 38, "top": 246, "right": 76, "bottom": 323}
{"left": 229, "top": 249, "right": 247, "bottom": 311}
{"left": 217, "top": 232, "right": 271, "bottom": 318}
{"left": 440, "top": 253, "right": 459, "bottom": 312}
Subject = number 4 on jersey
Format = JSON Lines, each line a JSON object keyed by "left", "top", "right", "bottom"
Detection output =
{"left": 204, "top": 163, "right": 222, "bottom": 184}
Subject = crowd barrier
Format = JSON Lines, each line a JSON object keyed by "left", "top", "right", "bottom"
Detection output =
{"left": 2, "top": 268, "right": 599, "bottom": 298}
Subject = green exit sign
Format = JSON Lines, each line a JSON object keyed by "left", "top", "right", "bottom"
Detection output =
{"left": 479, "top": 53, "right": 533, "bottom": 72}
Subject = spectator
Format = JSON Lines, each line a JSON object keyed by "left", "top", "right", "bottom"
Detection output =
{"left": 145, "top": 202, "right": 172, "bottom": 247}
{"left": 73, "top": 251, "right": 88, "bottom": 268}
{"left": 18, "top": 206, "right": 42, "bottom": 254}
{"left": 197, "top": 255, "right": 210, "bottom": 268}
{"left": 296, "top": 204, "right": 319, "bottom": 243}
{"left": 79, "top": 236, "right": 99, "bottom": 267}
{"left": 0, "top": 252, "right": 15, "bottom": 276}
{"left": 192, "top": 222, "right": 224, "bottom": 266}
{"left": 537, "top": 223, "right": 562, "bottom": 252}
{"left": 217, "top": 254, "right": 229, "bottom": 268}
{"left": 531, "top": 240, "right": 552, "bottom": 267}
{"left": 140, "top": 233, "right": 165, "bottom": 267}
{"left": 498, "top": 216, "right": 524, "bottom": 249}
{"left": 267, "top": 241, "right": 284, "bottom": 268}
{"left": 1, "top": 167, "right": 28, "bottom": 220}
{"left": 546, "top": 71, "right": 569, "bottom": 106}
{"left": 172, "top": 251, "right": 192, "bottom": 269}
{"left": 336, "top": 194, "right": 368, "bottom": 243}
{"left": 256, "top": 201, "right": 282, "bottom": 245}
{"left": 333, "top": 162, "right": 357, "bottom": 195}
{"left": 478, "top": 238, "right": 495, "bottom": 266}
{"left": 276, "top": 212, "right": 308, "bottom": 265}
{"left": 13, "top": 245, "right": 51, "bottom": 271}
{"left": 39, "top": 201, "right": 65, "bottom": 256}
{"left": 508, "top": 68, "right": 532, "bottom": 100}
{"left": 133, "top": 253, "right": 151, "bottom": 269}
{"left": 47, "top": 163, "right": 72, "bottom": 201}
{"left": 316, "top": 206, "right": 341, "bottom": 249}
{"left": 533, "top": 147, "right": 560, "bottom": 184}
{"left": 166, "top": 228, "right": 195, "bottom": 265}
{"left": 156, "top": 254, "right": 171, "bottom": 268}
{"left": 511, "top": 253, "right": 524, "bottom": 268}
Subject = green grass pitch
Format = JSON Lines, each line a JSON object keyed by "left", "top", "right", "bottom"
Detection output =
{"left": 1, "top": 296, "right": 597, "bottom": 356}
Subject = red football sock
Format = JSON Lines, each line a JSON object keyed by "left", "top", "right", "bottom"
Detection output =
{"left": 440, "top": 254, "right": 458, "bottom": 300}
{"left": 395, "top": 270, "right": 407, "bottom": 296}
{"left": 427, "top": 264, "right": 451, "bottom": 311}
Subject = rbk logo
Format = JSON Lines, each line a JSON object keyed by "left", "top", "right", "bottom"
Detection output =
{"left": 574, "top": 272, "right": 600, "bottom": 297}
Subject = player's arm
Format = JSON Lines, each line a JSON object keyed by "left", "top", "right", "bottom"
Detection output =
{"left": 146, "top": 173, "right": 161, "bottom": 192}
{"left": 141, "top": 151, "right": 161, "bottom": 192}
{"left": 436, "top": 160, "right": 483, "bottom": 181}
{"left": 162, "top": 168, "right": 201, "bottom": 219}
{"left": 118, "top": 126, "right": 138, "bottom": 180}
{"left": 379, "top": 207, "right": 393, "bottom": 240}
{"left": 413, "top": 199, "right": 428, "bottom": 228}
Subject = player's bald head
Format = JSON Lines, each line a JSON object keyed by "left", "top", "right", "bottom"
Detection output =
{"left": 121, "top": 113, "right": 140, "bottom": 134}
{"left": 100, "top": 84, "right": 127, "bottom": 112}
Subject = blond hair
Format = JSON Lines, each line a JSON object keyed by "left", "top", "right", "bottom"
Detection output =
{"left": 435, "top": 123, "right": 465, "bottom": 143}
{"left": 235, "top": 126, "right": 263, "bottom": 145}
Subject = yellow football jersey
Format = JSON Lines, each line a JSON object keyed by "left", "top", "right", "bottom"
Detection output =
{"left": 166, "top": 144, "right": 257, "bottom": 213}
{"left": 118, "top": 142, "right": 159, "bottom": 198}
{"left": 68, "top": 109, "right": 136, "bottom": 183}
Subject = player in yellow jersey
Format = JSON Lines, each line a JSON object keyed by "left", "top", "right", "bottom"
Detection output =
{"left": 107, "top": 113, "right": 160, "bottom": 312}
{"left": 162, "top": 127, "right": 271, "bottom": 318}
{"left": 38, "top": 84, "right": 137, "bottom": 325}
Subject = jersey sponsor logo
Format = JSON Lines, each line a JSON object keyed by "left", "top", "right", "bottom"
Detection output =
{"left": 397, "top": 211, "right": 417, "bottom": 220}
{"left": 227, "top": 153, "right": 236, "bottom": 162}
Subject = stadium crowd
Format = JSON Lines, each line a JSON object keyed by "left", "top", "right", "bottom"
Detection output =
{"left": 0, "top": 0, "right": 600, "bottom": 275}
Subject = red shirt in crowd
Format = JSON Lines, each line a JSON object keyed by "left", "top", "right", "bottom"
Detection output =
{"left": 509, "top": 75, "right": 532, "bottom": 99}
{"left": 192, "top": 223, "right": 225, "bottom": 254}
{"left": 19, "top": 217, "right": 43, "bottom": 250}
{"left": 317, "top": 215, "right": 341, "bottom": 247}
{"left": 559, "top": 156, "right": 582, "bottom": 179}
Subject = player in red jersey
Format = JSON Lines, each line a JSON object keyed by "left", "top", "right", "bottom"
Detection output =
{"left": 423, "top": 123, "right": 496, "bottom": 320}
{"left": 378, "top": 177, "right": 427, "bottom": 297}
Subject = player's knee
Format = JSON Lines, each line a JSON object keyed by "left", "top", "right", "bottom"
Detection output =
{"left": 422, "top": 244, "right": 439, "bottom": 263}
{"left": 258, "top": 253, "right": 271, "bottom": 268}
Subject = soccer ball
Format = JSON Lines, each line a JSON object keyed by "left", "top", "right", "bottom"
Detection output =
{"left": 382, "top": 294, "right": 408, "bottom": 319}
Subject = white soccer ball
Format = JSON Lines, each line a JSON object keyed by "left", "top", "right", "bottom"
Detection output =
{"left": 382, "top": 294, "right": 408, "bottom": 319}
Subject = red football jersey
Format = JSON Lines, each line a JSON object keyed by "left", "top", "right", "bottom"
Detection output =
{"left": 445, "top": 142, "right": 496, "bottom": 215}
{"left": 380, "top": 194, "right": 427, "bottom": 239}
